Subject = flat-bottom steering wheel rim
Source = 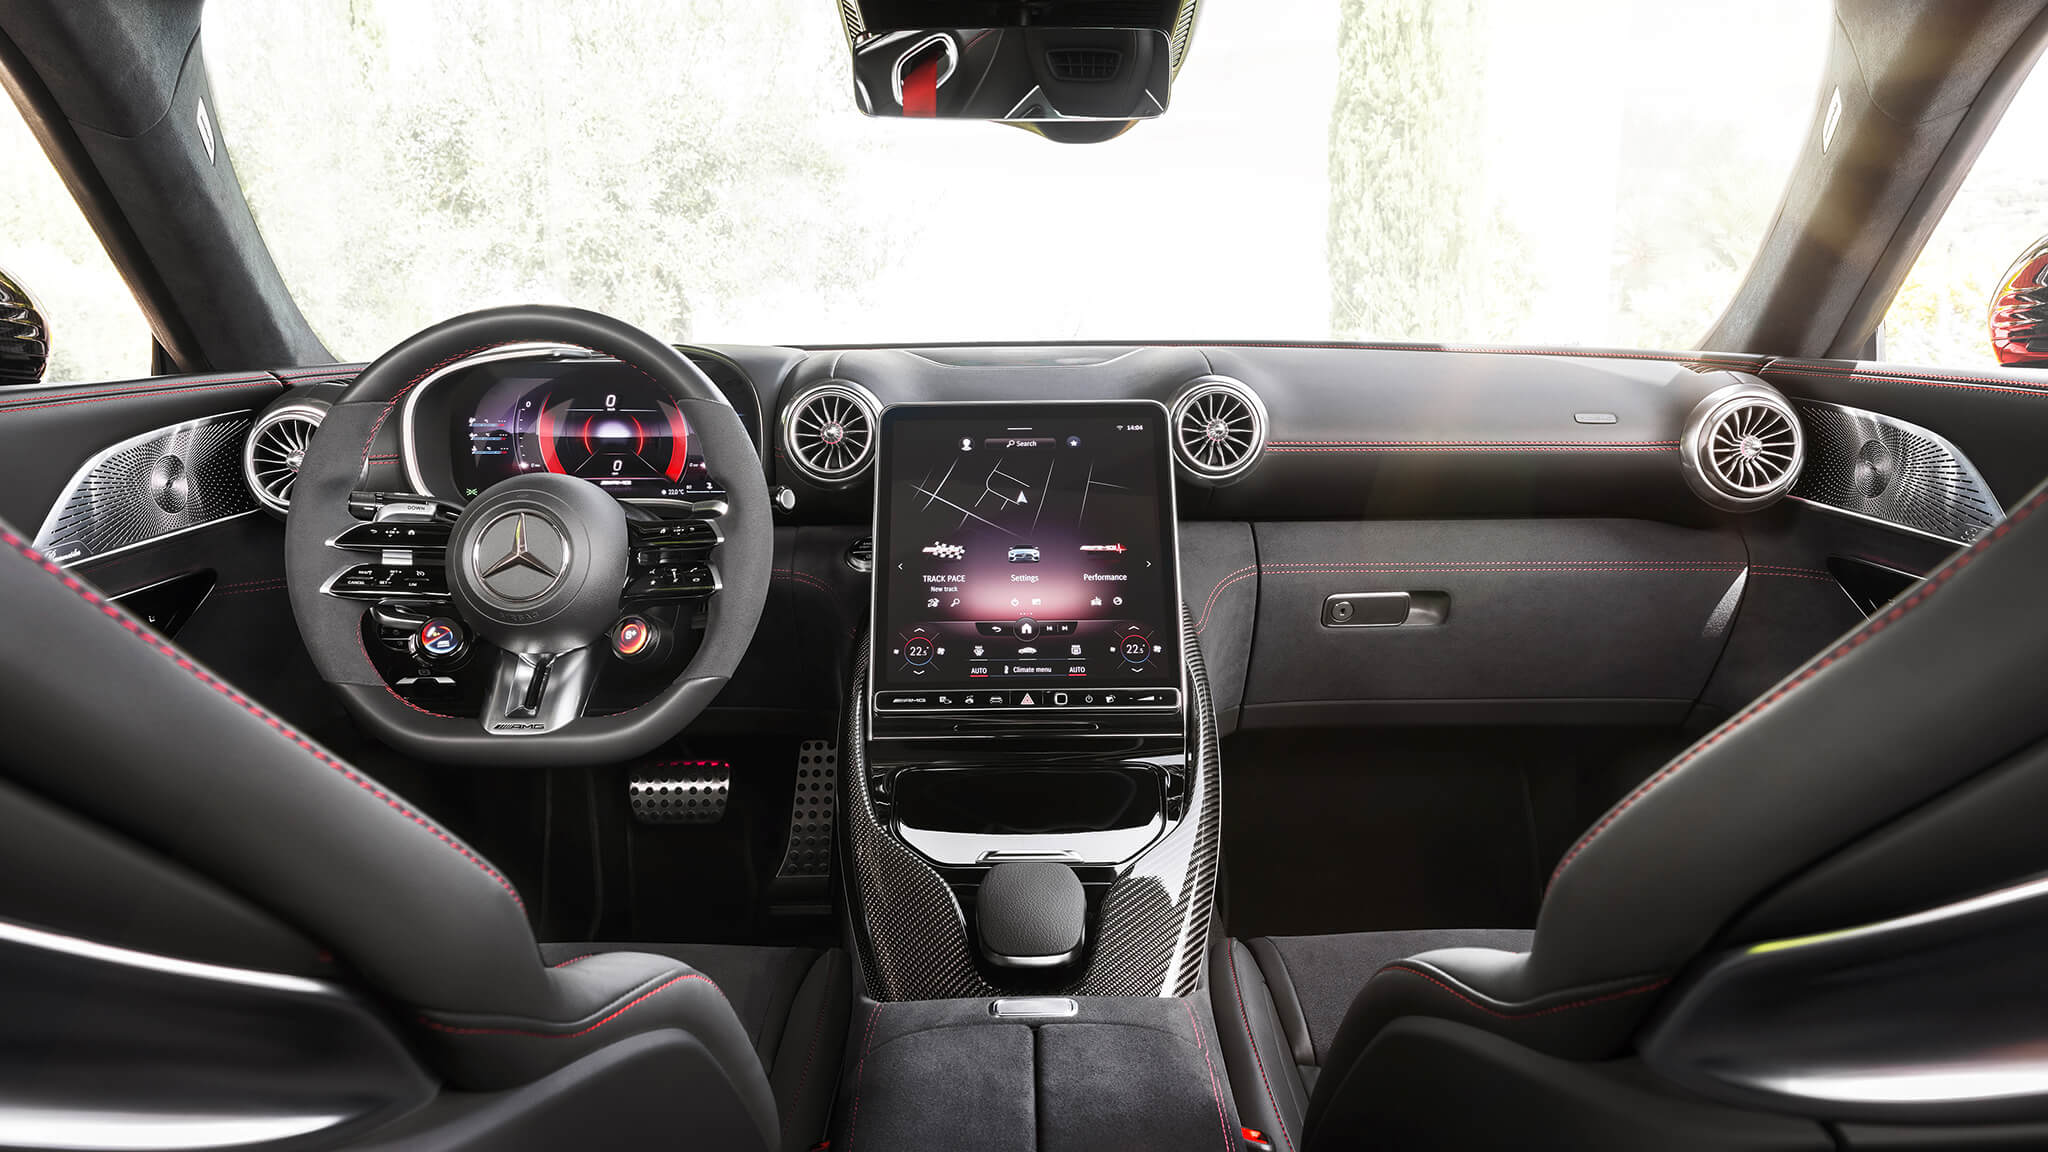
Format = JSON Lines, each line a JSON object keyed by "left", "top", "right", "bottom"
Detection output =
{"left": 283, "top": 305, "right": 772, "bottom": 767}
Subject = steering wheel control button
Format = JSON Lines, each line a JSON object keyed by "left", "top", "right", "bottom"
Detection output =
{"left": 630, "top": 519, "right": 721, "bottom": 551}
{"left": 333, "top": 520, "right": 453, "bottom": 554}
{"left": 611, "top": 614, "right": 663, "bottom": 663}
{"left": 325, "top": 563, "right": 450, "bottom": 601}
{"left": 626, "top": 561, "right": 719, "bottom": 600}
{"left": 413, "top": 617, "right": 467, "bottom": 662}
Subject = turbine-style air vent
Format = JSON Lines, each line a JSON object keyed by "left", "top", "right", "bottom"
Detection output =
{"left": 244, "top": 402, "right": 326, "bottom": 515}
{"left": 1681, "top": 380, "right": 1804, "bottom": 512}
{"left": 1171, "top": 376, "right": 1267, "bottom": 484}
{"left": 782, "top": 381, "right": 879, "bottom": 486}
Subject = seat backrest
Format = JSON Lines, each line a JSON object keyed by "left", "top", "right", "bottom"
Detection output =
{"left": 1529, "top": 480, "right": 2048, "bottom": 999}
{"left": 0, "top": 522, "right": 552, "bottom": 1016}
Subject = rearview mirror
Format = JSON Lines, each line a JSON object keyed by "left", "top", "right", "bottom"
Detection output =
{"left": 0, "top": 266, "right": 51, "bottom": 387}
{"left": 1989, "top": 233, "right": 2048, "bottom": 368}
{"left": 848, "top": 27, "right": 1172, "bottom": 125}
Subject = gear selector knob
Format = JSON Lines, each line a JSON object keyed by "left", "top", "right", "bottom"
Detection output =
{"left": 977, "top": 861, "right": 1086, "bottom": 968}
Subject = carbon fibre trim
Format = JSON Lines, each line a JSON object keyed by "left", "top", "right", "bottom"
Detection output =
{"left": 843, "top": 604, "right": 1220, "bottom": 1001}
{"left": 33, "top": 412, "right": 259, "bottom": 565}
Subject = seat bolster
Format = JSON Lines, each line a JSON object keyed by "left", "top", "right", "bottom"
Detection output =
{"left": 416, "top": 952, "right": 779, "bottom": 1149}
{"left": 1212, "top": 937, "right": 1312, "bottom": 1152}
{"left": 767, "top": 949, "right": 851, "bottom": 1152}
{"left": 1244, "top": 937, "right": 1316, "bottom": 1067}
{"left": 1304, "top": 947, "right": 1670, "bottom": 1142}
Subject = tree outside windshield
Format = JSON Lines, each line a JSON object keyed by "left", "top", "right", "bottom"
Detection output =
{"left": 182, "top": 1, "right": 1827, "bottom": 357}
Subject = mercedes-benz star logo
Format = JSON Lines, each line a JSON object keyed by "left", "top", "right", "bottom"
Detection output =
{"left": 472, "top": 511, "right": 568, "bottom": 603}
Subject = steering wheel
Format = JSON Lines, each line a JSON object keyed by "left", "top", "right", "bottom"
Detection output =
{"left": 285, "top": 306, "right": 772, "bottom": 766}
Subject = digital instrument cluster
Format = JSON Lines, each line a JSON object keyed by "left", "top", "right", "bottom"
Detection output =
{"left": 443, "top": 360, "right": 723, "bottom": 502}
{"left": 871, "top": 402, "right": 1183, "bottom": 718}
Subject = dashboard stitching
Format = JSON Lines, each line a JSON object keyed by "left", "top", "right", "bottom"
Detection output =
{"left": 1267, "top": 439, "right": 1679, "bottom": 447}
{"left": 0, "top": 377, "right": 277, "bottom": 415}
{"left": 1769, "top": 364, "right": 2048, "bottom": 398}
{"left": 1548, "top": 482, "right": 2048, "bottom": 888}
{"left": 1266, "top": 444, "right": 1677, "bottom": 454}
{"left": 0, "top": 528, "right": 523, "bottom": 909}
{"left": 1194, "top": 565, "right": 1256, "bottom": 635}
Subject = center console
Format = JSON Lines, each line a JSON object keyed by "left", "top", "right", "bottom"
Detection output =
{"left": 842, "top": 401, "right": 1220, "bottom": 1002}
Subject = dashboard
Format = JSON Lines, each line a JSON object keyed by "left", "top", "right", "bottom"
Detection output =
{"left": 870, "top": 402, "right": 1183, "bottom": 724}
{"left": 242, "top": 336, "right": 2016, "bottom": 736}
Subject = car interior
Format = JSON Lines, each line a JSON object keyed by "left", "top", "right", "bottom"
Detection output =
{"left": 5, "top": 1, "right": 2048, "bottom": 1149}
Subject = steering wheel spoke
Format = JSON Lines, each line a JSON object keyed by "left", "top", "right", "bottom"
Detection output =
{"left": 481, "top": 647, "right": 598, "bottom": 735}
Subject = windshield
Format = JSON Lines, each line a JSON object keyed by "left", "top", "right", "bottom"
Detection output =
{"left": 202, "top": 0, "right": 1829, "bottom": 356}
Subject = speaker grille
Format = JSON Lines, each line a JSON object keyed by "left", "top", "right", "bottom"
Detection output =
{"left": 1792, "top": 400, "right": 2004, "bottom": 544}
{"left": 34, "top": 412, "right": 258, "bottom": 565}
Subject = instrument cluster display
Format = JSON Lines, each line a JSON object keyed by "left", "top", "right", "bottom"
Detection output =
{"left": 445, "top": 361, "right": 722, "bottom": 501}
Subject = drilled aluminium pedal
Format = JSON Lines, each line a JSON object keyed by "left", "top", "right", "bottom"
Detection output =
{"left": 629, "top": 761, "right": 731, "bottom": 824}
{"left": 775, "top": 740, "right": 838, "bottom": 878}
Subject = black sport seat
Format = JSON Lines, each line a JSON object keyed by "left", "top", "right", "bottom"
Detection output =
{"left": 0, "top": 520, "right": 846, "bottom": 1152}
{"left": 1218, "top": 481, "right": 2048, "bottom": 1150}
{"left": 1214, "top": 931, "right": 1534, "bottom": 1148}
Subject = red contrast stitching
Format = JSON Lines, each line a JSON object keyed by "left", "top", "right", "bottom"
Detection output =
{"left": 1182, "top": 998, "right": 1236, "bottom": 1152}
{"left": 1227, "top": 947, "right": 1297, "bottom": 1152}
{"left": 782, "top": 974, "right": 831, "bottom": 1137}
{"left": 1266, "top": 444, "right": 1677, "bottom": 454}
{"left": 844, "top": 1002, "right": 883, "bottom": 1152}
{"left": 1550, "top": 484, "right": 2048, "bottom": 887}
{"left": 1132, "top": 341, "right": 1756, "bottom": 369}
{"left": 0, "top": 377, "right": 276, "bottom": 415}
{"left": 1377, "top": 964, "right": 1669, "bottom": 1020}
{"left": 774, "top": 568, "right": 834, "bottom": 596}
{"left": 1194, "top": 565, "right": 1257, "bottom": 635}
{"left": 1769, "top": 364, "right": 2048, "bottom": 400}
{"left": 418, "top": 972, "right": 724, "bottom": 1038}
{"left": 1, "top": 529, "right": 522, "bottom": 908}
{"left": 549, "top": 953, "right": 597, "bottom": 968}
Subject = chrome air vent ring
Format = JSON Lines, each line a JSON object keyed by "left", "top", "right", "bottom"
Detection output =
{"left": 1681, "top": 379, "right": 1804, "bottom": 512}
{"left": 781, "top": 380, "right": 879, "bottom": 486}
{"left": 1170, "top": 375, "right": 1266, "bottom": 484}
{"left": 245, "top": 402, "right": 328, "bottom": 515}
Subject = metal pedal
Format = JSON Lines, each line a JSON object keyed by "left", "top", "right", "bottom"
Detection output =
{"left": 629, "top": 761, "right": 731, "bottom": 824}
{"left": 776, "top": 740, "right": 837, "bottom": 878}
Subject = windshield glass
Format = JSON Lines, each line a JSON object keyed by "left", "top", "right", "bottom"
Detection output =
{"left": 202, "top": 0, "right": 1829, "bottom": 356}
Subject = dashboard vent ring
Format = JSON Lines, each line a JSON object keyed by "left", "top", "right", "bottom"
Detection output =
{"left": 782, "top": 381, "right": 880, "bottom": 486}
{"left": 245, "top": 402, "right": 326, "bottom": 515}
{"left": 1681, "top": 380, "right": 1804, "bottom": 512}
{"left": 1170, "top": 376, "right": 1266, "bottom": 484}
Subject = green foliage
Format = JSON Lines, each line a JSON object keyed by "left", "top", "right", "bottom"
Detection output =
{"left": 1327, "top": 0, "right": 1530, "bottom": 341}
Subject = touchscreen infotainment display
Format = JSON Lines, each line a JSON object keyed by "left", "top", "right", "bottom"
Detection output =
{"left": 871, "top": 402, "right": 1182, "bottom": 714}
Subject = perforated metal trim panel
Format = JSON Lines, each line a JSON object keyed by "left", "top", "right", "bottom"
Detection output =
{"left": 1791, "top": 401, "right": 2004, "bottom": 545}
{"left": 843, "top": 605, "right": 1221, "bottom": 1001}
{"left": 777, "top": 740, "right": 839, "bottom": 878}
{"left": 33, "top": 412, "right": 258, "bottom": 565}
